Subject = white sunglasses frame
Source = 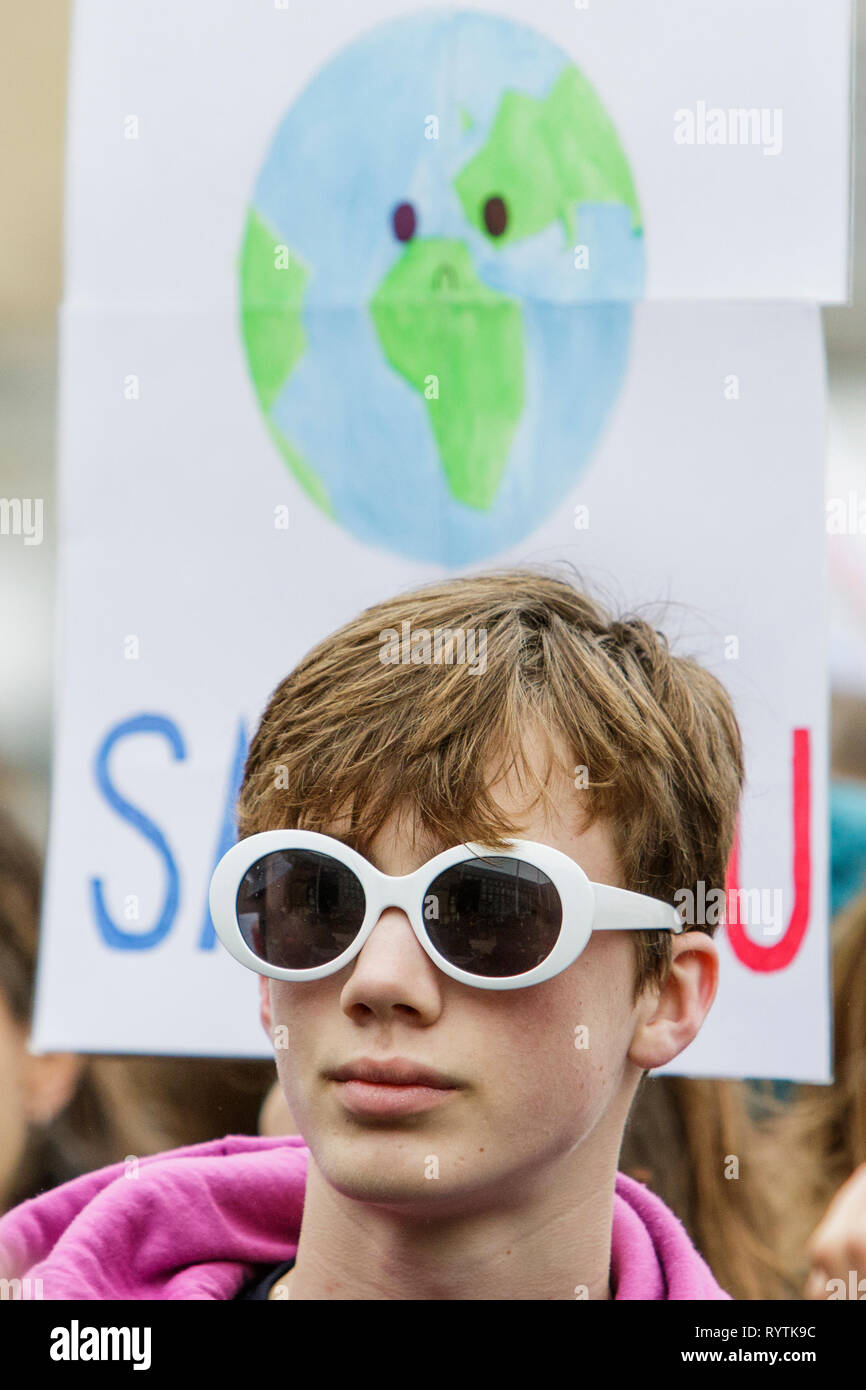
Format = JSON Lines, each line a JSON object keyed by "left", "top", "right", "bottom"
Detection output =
{"left": 209, "top": 829, "right": 684, "bottom": 992}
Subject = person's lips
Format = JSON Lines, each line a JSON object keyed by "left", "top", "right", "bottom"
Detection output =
{"left": 326, "top": 1058, "right": 462, "bottom": 1117}
{"left": 327, "top": 1057, "right": 459, "bottom": 1088}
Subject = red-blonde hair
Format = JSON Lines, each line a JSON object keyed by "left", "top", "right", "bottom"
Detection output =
{"left": 237, "top": 565, "right": 744, "bottom": 995}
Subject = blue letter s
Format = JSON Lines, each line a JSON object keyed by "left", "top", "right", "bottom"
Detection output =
{"left": 90, "top": 714, "right": 185, "bottom": 950}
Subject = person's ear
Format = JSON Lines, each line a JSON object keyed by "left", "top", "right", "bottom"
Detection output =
{"left": 627, "top": 931, "right": 719, "bottom": 1071}
{"left": 22, "top": 1050, "right": 84, "bottom": 1126}
{"left": 259, "top": 974, "right": 273, "bottom": 1041}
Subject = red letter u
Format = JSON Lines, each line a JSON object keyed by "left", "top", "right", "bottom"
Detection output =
{"left": 725, "top": 728, "right": 811, "bottom": 973}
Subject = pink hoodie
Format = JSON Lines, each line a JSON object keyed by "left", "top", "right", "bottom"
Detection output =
{"left": 0, "top": 1134, "right": 730, "bottom": 1300}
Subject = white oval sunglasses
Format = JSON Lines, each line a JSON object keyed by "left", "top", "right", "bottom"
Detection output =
{"left": 209, "top": 829, "right": 684, "bottom": 992}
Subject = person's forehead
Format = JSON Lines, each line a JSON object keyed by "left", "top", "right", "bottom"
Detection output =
{"left": 346, "top": 819, "right": 458, "bottom": 872}
{"left": 308, "top": 725, "right": 590, "bottom": 868}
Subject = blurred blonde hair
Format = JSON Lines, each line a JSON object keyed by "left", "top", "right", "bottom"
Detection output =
{"left": 767, "top": 889, "right": 866, "bottom": 1286}
{"left": 621, "top": 1075, "right": 799, "bottom": 1300}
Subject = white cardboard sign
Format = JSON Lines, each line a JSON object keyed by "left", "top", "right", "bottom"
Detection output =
{"left": 34, "top": 0, "right": 847, "bottom": 1078}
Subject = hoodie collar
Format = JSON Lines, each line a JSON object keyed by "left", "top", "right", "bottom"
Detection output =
{"left": 0, "top": 1135, "right": 729, "bottom": 1300}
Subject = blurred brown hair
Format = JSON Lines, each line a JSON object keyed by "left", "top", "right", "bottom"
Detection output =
{"left": 0, "top": 800, "right": 276, "bottom": 1207}
{"left": 621, "top": 1075, "right": 799, "bottom": 1300}
{"left": 766, "top": 888, "right": 866, "bottom": 1286}
{"left": 620, "top": 861, "right": 866, "bottom": 1300}
{"left": 831, "top": 692, "right": 866, "bottom": 782}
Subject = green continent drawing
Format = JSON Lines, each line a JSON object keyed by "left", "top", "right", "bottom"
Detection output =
{"left": 371, "top": 239, "right": 524, "bottom": 510}
{"left": 455, "top": 67, "right": 642, "bottom": 247}
{"left": 239, "top": 210, "right": 334, "bottom": 516}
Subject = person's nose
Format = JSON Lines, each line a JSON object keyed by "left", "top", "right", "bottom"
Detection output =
{"left": 338, "top": 904, "right": 445, "bottom": 1024}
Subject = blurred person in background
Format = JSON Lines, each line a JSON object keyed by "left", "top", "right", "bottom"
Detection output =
{"left": 0, "top": 799, "right": 277, "bottom": 1212}
{"left": 829, "top": 692, "right": 866, "bottom": 916}
{"left": 772, "top": 884, "right": 866, "bottom": 1300}
{"left": 1, "top": 802, "right": 90, "bottom": 1210}
{"left": 617, "top": 695, "right": 866, "bottom": 1301}
{"left": 620, "top": 1075, "right": 795, "bottom": 1300}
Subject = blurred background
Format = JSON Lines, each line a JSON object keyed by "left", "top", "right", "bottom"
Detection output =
{"left": 1, "top": 1, "right": 865, "bottom": 851}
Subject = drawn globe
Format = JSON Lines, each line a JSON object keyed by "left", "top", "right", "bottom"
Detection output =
{"left": 239, "top": 10, "right": 644, "bottom": 565}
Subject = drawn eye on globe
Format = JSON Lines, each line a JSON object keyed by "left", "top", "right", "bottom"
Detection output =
{"left": 239, "top": 10, "right": 645, "bottom": 566}
{"left": 483, "top": 196, "right": 508, "bottom": 237}
{"left": 392, "top": 202, "right": 416, "bottom": 242}
{"left": 392, "top": 195, "right": 507, "bottom": 243}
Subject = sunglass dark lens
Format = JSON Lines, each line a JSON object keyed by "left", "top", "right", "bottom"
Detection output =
{"left": 236, "top": 850, "right": 365, "bottom": 970}
{"left": 424, "top": 857, "right": 562, "bottom": 977}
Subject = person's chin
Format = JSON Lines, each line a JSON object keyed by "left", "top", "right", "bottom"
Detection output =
{"left": 315, "top": 1145, "right": 488, "bottom": 1214}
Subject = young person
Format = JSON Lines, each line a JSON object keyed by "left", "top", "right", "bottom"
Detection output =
{"left": 0, "top": 567, "right": 743, "bottom": 1299}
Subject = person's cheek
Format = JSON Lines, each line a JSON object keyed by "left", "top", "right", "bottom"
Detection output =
{"left": 485, "top": 987, "right": 608, "bottom": 1143}
{"left": 542, "top": 945, "right": 635, "bottom": 1122}
{"left": 269, "top": 980, "right": 340, "bottom": 1127}
{"left": 266, "top": 983, "right": 305, "bottom": 1118}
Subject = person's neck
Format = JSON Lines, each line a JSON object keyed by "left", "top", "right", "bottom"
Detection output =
{"left": 284, "top": 1151, "right": 617, "bottom": 1301}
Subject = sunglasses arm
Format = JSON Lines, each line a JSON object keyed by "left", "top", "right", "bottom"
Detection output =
{"left": 590, "top": 882, "right": 685, "bottom": 934}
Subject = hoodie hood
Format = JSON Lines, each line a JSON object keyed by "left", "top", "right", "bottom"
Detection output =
{"left": 0, "top": 1134, "right": 729, "bottom": 1300}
